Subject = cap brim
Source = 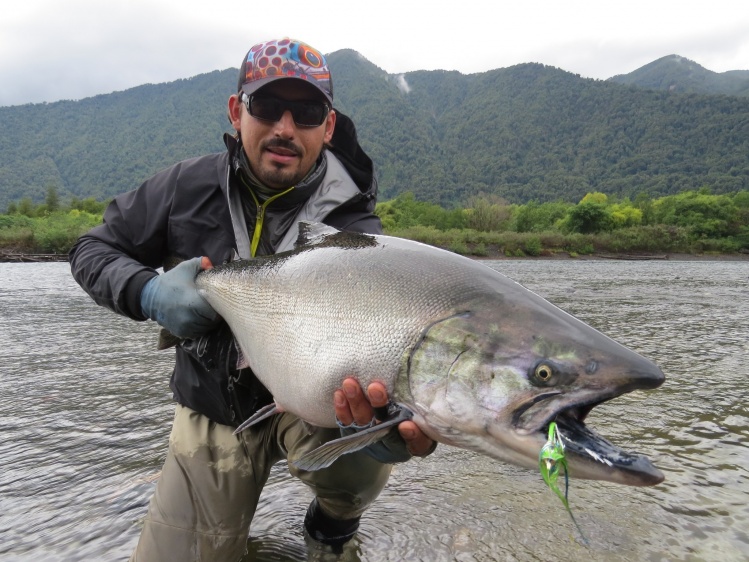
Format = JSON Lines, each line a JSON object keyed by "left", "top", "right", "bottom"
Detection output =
{"left": 240, "top": 76, "right": 333, "bottom": 105}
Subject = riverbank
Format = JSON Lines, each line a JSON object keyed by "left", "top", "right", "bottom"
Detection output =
{"left": 474, "top": 250, "right": 749, "bottom": 262}
{"left": 3, "top": 249, "right": 747, "bottom": 263}
{"left": 0, "top": 252, "right": 68, "bottom": 263}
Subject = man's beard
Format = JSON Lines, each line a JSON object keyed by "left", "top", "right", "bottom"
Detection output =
{"left": 256, "top": 138, "right": 307, "bottom": 188}
{"left": 257, "top": 165, "right": 306, "bottom": 189}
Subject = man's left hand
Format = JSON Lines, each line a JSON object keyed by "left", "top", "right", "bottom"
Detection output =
{"left": 333, "top": 377, "right": 436, "bottom": 457}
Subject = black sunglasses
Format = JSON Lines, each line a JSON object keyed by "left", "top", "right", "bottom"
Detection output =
{"left": 242, "top": 93, "right": 330, "bottom": 128}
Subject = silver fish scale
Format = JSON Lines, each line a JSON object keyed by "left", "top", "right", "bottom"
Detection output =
{"left": 196, "top": 235, "right": 492, "bottom": 427}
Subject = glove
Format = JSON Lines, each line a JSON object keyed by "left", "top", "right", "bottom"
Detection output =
{"left": 338, "top": 424, "right": 415, "bottom": 464}
{"left": 140, "top": 257, "right": 220, "bottom": 339}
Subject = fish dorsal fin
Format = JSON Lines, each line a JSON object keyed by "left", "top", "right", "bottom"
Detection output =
{"left": 295, "top": 221, "right": 340, "bottom": 249}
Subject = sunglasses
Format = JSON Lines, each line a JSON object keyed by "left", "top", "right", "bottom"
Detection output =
{"left": 242, "top": 93, "right": 330, "bottom": 128}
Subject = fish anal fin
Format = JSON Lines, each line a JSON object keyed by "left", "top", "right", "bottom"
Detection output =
{"left": 233, "top": 402, "right": 283, "bottom": 434}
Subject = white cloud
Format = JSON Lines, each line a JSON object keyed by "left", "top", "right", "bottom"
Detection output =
{"left": 395, "top": 75, "right": 411, "bottom": 94}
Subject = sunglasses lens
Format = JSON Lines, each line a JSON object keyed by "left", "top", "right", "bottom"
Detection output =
{"left": 293, "top": 103, "right": 327, "bottom": 127}
{"left": 248, "top": 97, "right": 282, "bottom": 122}
{"left": 247, "top": 96, "right": 327, "bottom": 127}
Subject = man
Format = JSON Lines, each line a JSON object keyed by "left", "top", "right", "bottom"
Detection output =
{"left": 70, "top": 38, "right": 434, "bottom": 561}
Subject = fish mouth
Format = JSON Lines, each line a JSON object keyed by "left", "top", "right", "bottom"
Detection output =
{"left": 512, "top": 389, "right": 601, "bottom": 432}
{"left": 554, "top": 414, "right": 664, "bottom": 485}
{"left": 514, "top": 394, "right": 664, "bottom": 486}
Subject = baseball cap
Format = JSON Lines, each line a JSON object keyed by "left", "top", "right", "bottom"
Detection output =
{"left": 237, "top": 38, "right": 333, "bottom": 104}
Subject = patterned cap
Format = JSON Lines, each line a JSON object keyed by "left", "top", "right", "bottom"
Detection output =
{"left": 237, "top": 38, "right": 333, "bottom": 104}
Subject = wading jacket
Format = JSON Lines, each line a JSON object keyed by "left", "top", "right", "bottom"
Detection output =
{"left": 70, "top": 113, "right": 381, "bottom": 426}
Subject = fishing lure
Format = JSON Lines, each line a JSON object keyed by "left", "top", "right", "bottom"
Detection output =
{"left": 539, "top": 421, "right": 589, "bottom": 544}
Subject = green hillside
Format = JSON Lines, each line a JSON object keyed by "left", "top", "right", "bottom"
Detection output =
{"left": 609, "top": 55, "right": 749, "bottom": 97}
{"left": 1, "top": 51, "right": 748, "bottom": 211}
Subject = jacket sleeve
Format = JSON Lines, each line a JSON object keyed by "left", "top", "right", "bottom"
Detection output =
{"left": 69, "top": 166, "right": 179, "bottom": 320}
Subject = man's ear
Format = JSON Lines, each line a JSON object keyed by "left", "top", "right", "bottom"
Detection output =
{"left": 324, "top": 109, "right": 336, "bottom": 143}
{"left": 228, "top": 94, "right": 243, "bottom": 131}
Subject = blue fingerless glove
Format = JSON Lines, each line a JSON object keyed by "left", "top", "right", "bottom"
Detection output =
{"left": 140, "top": 257, "right": 220, "bottom": 339}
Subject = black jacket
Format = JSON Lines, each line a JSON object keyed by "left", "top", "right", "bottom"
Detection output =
{"left": 70, "top": 112, "right": 381, "bottom": 426}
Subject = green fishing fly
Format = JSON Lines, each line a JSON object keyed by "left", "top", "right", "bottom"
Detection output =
{"left": 539, "top": 421, "right": 589, "bottom": 544}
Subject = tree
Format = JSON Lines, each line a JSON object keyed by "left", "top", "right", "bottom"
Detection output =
{"left": 564, "top": 201, "right": 613, "bottom": 234}
{"left": 609, "top": 202, "right": 643, "bottom": 228}
{"left": 45, "top": 185, "right": 60, "bottom": 212}
{"left": 733, "top": 191, "right": 749, "bottom": 209}
{"left": 18, "top": 197, "right": 35, "bottom": 217}
{"left": 634, "top": 192, "right": 656, "bottom": 225}
{"left": 513, "top": 200, "right": 571, "bottom": 232}
{"left": 653, "top": 190, "right": 740, "bottom": 237}
{"left": 466, "top": 195, "right": 511, "bottom": 232}
{"left": 580, "top": 192, "right": 608, "bottom": 205}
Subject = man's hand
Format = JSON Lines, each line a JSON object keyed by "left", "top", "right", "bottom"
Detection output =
{"left": 334, "top": 377, "right": 436, "bottom": 457}
{"left": 140, "top": 256, "right": 221, "bottom": 339}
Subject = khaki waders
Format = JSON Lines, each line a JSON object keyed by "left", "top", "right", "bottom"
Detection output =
{"left": 129, "top": 404, "right": 392, "bottom": 561}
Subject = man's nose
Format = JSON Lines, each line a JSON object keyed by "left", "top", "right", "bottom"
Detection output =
{"left": 273, "top": 110, "right": 296, "bottom": 136}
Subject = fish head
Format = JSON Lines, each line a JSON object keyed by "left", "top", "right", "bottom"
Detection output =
{"left": 405, "top": 293, "right": 665, "bottom": 487}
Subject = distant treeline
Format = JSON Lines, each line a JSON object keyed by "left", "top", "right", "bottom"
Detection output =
{"left": 2, "top": 186, "right": 747, "bottom": 257}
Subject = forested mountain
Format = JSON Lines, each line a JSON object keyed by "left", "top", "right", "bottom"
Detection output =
{"left": 1, "top": 50, "right": 748, "bottom": 210}
{"left": 0, "top": 71, "right": 234, "bottom": 209}
{"left": 609, "top": 55, "right": 749, "bottom": 97}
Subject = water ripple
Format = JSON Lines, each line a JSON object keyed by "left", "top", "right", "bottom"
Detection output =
{"left": 1, "top": 261, "right": 748, "bottom": 561}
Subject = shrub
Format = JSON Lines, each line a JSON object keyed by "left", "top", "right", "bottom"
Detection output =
{"left": 448, "top": 240, "right": 469, "bottom": 255}
{"left": 523, "top": 236, "right": 542, "bottom": 256}
{"left": 471, "top": 242, "right": 488, "bottom": 257}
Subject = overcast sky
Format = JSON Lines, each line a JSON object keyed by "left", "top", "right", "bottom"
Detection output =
{"left": 2, "top": 0, "right": 747, "bottom": 107}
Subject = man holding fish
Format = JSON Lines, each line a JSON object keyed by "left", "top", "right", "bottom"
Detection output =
{"left": 71, "top": 37, "right": 435, "bottom": 561}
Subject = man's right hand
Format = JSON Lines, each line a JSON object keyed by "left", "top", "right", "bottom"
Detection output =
{"left": 140, "top": 256, "right": 220, "bottom": 339}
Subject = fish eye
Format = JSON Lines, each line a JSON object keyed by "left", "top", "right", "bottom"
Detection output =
{"left": 535, "top": 363, "right": 554, "bottom": 382}
{"left": 529, "top": 360, "right": 577, "bottom": 387}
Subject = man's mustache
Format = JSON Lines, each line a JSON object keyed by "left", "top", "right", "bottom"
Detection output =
{"left": 262, "top": 138, "right": 302, "bottom": 156}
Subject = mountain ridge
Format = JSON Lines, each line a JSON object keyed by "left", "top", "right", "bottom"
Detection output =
{"left": 0, "top": 51, "right": 747, "bottom": 210}
{"left": 608, "top": 54, "right": 749, "bottom": 96}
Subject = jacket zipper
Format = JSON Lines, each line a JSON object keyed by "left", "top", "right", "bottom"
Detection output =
{"left": 247, "top": 186, "right": 295, "bottom": 257}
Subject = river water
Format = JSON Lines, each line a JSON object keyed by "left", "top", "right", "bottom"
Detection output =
{"left": 1, "top": 259, "right": 747, "bottom": 562}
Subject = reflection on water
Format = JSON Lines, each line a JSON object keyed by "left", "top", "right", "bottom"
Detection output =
{"left": 1, "top": 260, "right": 747, "bottom": 561}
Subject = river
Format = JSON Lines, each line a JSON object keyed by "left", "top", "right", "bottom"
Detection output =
{"left": 1, "top": 259, "right": 747, "bottom": 561}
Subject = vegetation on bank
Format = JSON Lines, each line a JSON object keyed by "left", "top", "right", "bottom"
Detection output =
{"left": 1, "top": 186, "right": 747, "bottom": 257}
{"left": 375, "top": 189, "right": 749, "bottom": 257}
{"left": 0, "top": 187, "right": 106, "bottom": 255}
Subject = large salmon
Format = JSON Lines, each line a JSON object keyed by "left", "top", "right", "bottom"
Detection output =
{"left": 196, "top": 222, "right": 665, "bottom": 486}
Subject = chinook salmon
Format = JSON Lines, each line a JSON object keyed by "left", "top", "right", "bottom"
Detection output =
{"left": 195, "top": 222, "right": 665, "bottom": 486}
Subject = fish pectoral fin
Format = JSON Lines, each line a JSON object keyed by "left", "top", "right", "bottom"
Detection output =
{"left": 292, "top": 406, "right": 413, "bottom": 471}
{"left": 233, "top": 402, "right": 283, "bottom": 434}
{"left": 292, "top": 424, "right": 394, "bottom": 471}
